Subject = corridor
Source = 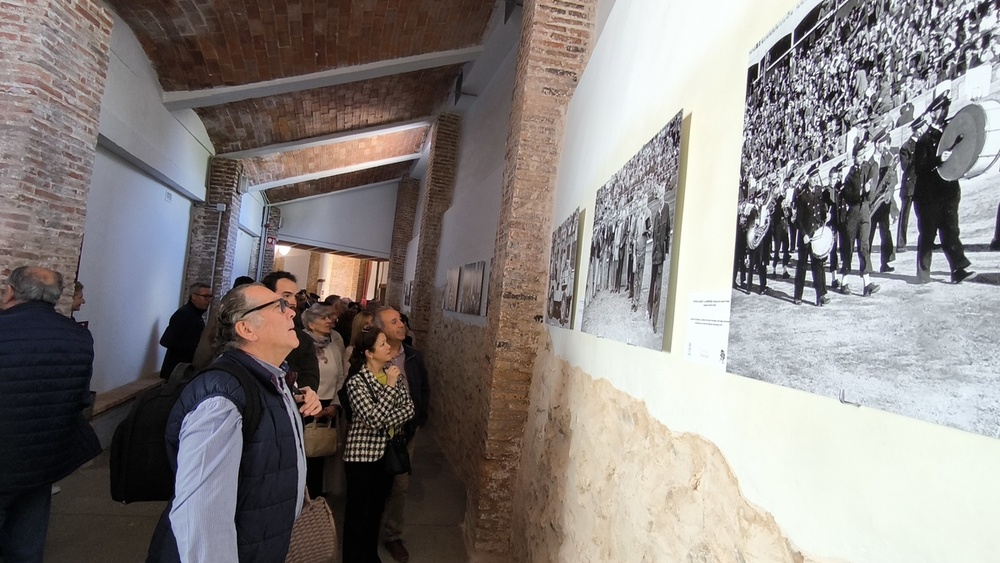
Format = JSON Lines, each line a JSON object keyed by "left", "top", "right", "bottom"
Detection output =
{"left": 44, "top": 425, "right": 468, "bottom": 563}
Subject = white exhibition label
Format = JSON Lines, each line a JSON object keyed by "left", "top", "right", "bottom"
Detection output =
{"left": 685, "top": 292, "right": 731, "bottom": 370}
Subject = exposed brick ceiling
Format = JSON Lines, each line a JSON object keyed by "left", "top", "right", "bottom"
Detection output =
{"left": 198, "top": 66, "right": 458, "bottom": 154}
{"left": 264, "top": 161, "right": 416, "bottom": 204}
{"left": 243, "top": 126, "right": 428, "bottom": 186}
{"left": 107, "top": 0, "right": 495, "bottom": 91}
{"left": 109, "top": 1, "right": 498, "bottom": 205}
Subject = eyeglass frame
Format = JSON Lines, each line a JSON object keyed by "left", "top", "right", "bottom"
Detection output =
{"left": 231, "top": 298, "right": 290, "bottom": 323}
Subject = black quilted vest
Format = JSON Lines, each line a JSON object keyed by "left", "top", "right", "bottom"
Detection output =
{"left": 146, "top": 349, "right": 300, "bottom": 563}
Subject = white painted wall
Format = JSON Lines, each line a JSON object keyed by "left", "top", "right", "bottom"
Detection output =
{"left": 430, "top": 39, "right": 516, "bottom": 323}
{"left": 550, "top": 1, "right": 1000, "bottom": 562}
{"left": 275, "top": 183, "right": 399, "bottom": 259}
{"left": 239, "top": 191, "right": 265, "bottom": 235}
{"left": 280, "top": 248, "right": 312, "bottom": 289}
{"left": 231, "top": 230, "right": 254, "bottom": 286}
{"left": 77, "top": 12, "right": 214, "bottom": 391}
{"left": 98, "top": 9, "right": 213, "bottom": 201}
{"left": 77, "top": 147, "right": 193, "bottom": 392}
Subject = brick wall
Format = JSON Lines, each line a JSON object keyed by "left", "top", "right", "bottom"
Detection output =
{"left": 410, "top": 114, "right": 462, "bottom": 343}
{"left": 260, "top": 207, "right": 281, "bottom": 277}
{"left": 385, "top": 177, "right": 420, "bottom": 308}
{"left": 183, "top": 158, "right": 245, "bottom": 296}
{"left": 471, "top": 0, "right": 596, "bottom": 554}
{"left": 0, "top": 0, "right": 112, "bottom": 310}
{"left": 326, "top": 254, "right": 360, "bottom": 299}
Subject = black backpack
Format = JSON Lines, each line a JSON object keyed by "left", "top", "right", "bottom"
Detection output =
{"left": 109, "top": 357, "right": 263, "bottom": 504}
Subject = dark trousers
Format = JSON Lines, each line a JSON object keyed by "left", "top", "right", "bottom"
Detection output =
{"left": 840, "top": 204, "right": 873, "bottom": 276}
{"left": 343, "top": 459, "right": 394, "bottom": 563}
{"left": 914, "top": 197, "right": 970, "bottom": 279}
{"left": 827, "top": 220, "right": 840, "bottom": 273}
{"left": 772, "top": 226, "right": 790, "bottom": 268}
{"left": 897, "top": 195, "right": 913, "bottom": 248}
{"left": 0, "top": 484, "right": 52, "bottom": 563}
{"left": 747, "top": 231, "right": 771, "bottom": 292}
{"left": 305, "top": 399, "right": 333, "bottom": 498}
{"left": 794, "top": 233, "right": 827, "bottom": 302}
{"left": 734, "top": 228, "right": 748, "bottom": 285}
{"left": 869, "top": 202, "right": 895, "bottom": 268}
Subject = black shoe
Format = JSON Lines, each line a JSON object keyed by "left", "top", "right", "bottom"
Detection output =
{"left": 880, "top": 264, "right": 895, "bottom": 273}
{"left": 841, "top": 284, "right": 852, "bottom": 295}
{"left": 952, "top": 269, "right": 976, "bottom": 284}
{"left": 818, "top": 295, "right": 831, "bottom": 306}
{"left": 782, "top": 271, "right": 790, "bottom": 279}
{"left": 863, "top": 282, "right": 880, "bottom": 296}
{"left": 831, "top": 279, "right": 840, "bottom": 290}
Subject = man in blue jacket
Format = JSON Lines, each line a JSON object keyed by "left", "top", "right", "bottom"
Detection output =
{"left": 0, "top": 266, "right": 102, "bottom": 562}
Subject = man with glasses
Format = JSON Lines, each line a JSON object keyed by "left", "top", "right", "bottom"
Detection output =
{"left": 147, "top": 283, "right": 321, "bottom": 562}
{"left": 158, "top": 282, "right": 214, "bottom": 379}
{"left": 261, "top": 271, "right": 321, "bottom": 392}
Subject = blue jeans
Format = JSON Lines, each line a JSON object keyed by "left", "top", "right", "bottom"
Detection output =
{"left": 0, "top": 484, "right": 52, "bottom": 563}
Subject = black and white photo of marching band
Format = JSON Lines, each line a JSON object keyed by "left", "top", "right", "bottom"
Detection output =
{"left": 444, "top": 267, "right": 460, "bottom": 312}
{"left": 458, "top": 260, "right": 486, "bottom": 316}
{"left": 730, "top": 0, "right": 1000, "bottom": 437}
{"left": 582, "top": 111, "right": 682, "bottom": 350}
{"left": 546, "top": 208, "right": 581, "bottom": 328}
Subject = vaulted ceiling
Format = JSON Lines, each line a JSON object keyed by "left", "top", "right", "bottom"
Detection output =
{"left": 107, "top": 0, "right": 501, "bottom": 209}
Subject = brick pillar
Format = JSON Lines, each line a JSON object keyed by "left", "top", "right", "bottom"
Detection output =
{"left": 306, "top": 251, "right": 322, "bottom": 294}
{"left": 260, "top": 207, "right": 281, "bottom": 277}
{"left": 183, "top": 158, "right": 244, "bottom": 297}
{"left": 355, "top": 259, "right": 369, "bottom": 302}
{"left": 471, "top": 0, "right": 596, "bottom": 554}
{"left": 385, "top": 176, "right": 421, "bottom": 308}
{"left": 410, "top": 114, "right": 462, "bottom": 343}
{"left": 0, "top": 0, "right": 112, "bottom": 308}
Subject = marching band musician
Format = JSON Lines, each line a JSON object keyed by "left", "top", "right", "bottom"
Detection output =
{"left": 823, "top": 162, "right": 846, "bottom": 290}
{"left": 770, "top": 186, "right": 791, "bottom": 280}
{"left": 793, "top": 165, "right": 831, "bottom": 306}
{"left": 836, "top": 137, "right": 880, "bottom": 297}
{"left": 911, "top": 107, "right": 975, "bottom": 284}
{"left": 734, "top": 196, "right": 752, "bottom": 291}
{"left": 745, "top": 189, "right": 772, "bottom": 296}
{"left": 868, "top": 130, "right": 898, "bottom": 273}
{"left": 896, "top": 123, "right": 920, "bottom": 251}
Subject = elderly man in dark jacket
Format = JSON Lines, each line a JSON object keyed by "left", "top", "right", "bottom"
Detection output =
{"left": 159, "top": 283, "right": 214, "bottom": 379}
{"left": 0, "top": 266, "right": 102, "bottom": 562}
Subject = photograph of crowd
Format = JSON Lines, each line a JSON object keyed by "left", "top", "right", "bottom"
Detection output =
{"left": 546, "top": 208, "right": 581, "bottom": 328}
{"left": 581, "top": 111, "right": 682, "bottom": 350}
{"left": 729, "top": 0, "right": 1000, "bottom": 437}
{"left": 458, "top": 261, "right": 486, "bottom": 316}
{"left": 444, "top": 267, "right": 459, "bottom": 312}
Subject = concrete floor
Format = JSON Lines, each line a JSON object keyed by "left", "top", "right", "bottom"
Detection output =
{"left": 44, "top": 426, "right": 469, "bottom": 563}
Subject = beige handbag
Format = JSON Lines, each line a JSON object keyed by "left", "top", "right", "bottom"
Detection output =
{"left": 303, "top": 418, "right": 338, "bottom": 458}
{"left": 286, "top": 490, "right": 338, "bottom": 563}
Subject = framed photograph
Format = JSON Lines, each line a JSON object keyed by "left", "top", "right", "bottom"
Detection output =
{"left": 730, "top": 0, "right": 1000, "bottom": 437}
{"left": 546, "top": 208, "right": 582, "bottom": 328}
{"left": 444, "top": 267, "right": 460, "bottom": 311}
{"left": 581, "top": 110, "right": 683, "bottom": 350}
{"left": 458, "top": 260, "right": 486, "bottom": 316}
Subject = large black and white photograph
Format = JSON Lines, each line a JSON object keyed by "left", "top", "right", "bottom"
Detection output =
{"left": 444, "top": 267, "right": 460, "bottom": 312}
{"left": 458, "top": 260, "right": 486, "bottom": 316}
{"left": 731, "top": 0, "right": 1000, "bottom": 437}
{"left": 581, "top": 110, "right": 682, "bottom": 350}
{"left": 546, "top": 208, "right": 581, "bottom": 328}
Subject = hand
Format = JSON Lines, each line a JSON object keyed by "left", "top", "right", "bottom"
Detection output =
{"left": 386, "top": 365, "right": 402, "bottom": 387}
{"left": 316, "top": 405, "right": 338, "bottom": 419}
{"left": 296, "top": 386, "right": 321, "bottom": 417}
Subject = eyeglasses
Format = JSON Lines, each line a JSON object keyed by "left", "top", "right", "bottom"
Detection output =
{"left": 233, "top": 298, "right": 290, "bottom": 322}
{"left": 193, "top": 293, "right": 214, "bottom": 300}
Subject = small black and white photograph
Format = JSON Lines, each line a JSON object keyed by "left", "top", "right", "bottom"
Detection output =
{"left": 581, "top": 110, "right": 683, "bottom": 350}
{"left": 444, "top": 267, "right": 460, "bottom": 312}
{"left": 404, "top": 280, "right": 412, "bottom": 307}
{"left": 730, "top": 0, "right": 1000, "bottom": 437}
{"left": 458, "top": 260, "right": 486, "bottom": 315}
{"left": 546, "top": 208, "right": 581, "bottom": 328}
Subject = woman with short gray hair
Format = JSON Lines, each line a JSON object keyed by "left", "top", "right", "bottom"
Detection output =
{"left": 301, "top": 303, "right": 347, "bottom": 497}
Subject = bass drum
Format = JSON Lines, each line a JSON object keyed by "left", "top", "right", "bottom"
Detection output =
{"left": 810, "top": 226, "right": 834, "bottom": 261}
{"left": 938, "top": 99, "right": 1000, "bottom": 181}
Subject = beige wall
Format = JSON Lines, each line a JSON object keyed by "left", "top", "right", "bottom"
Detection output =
{"left": 515, "top": 0, "right": 1000, "bottom": 561}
